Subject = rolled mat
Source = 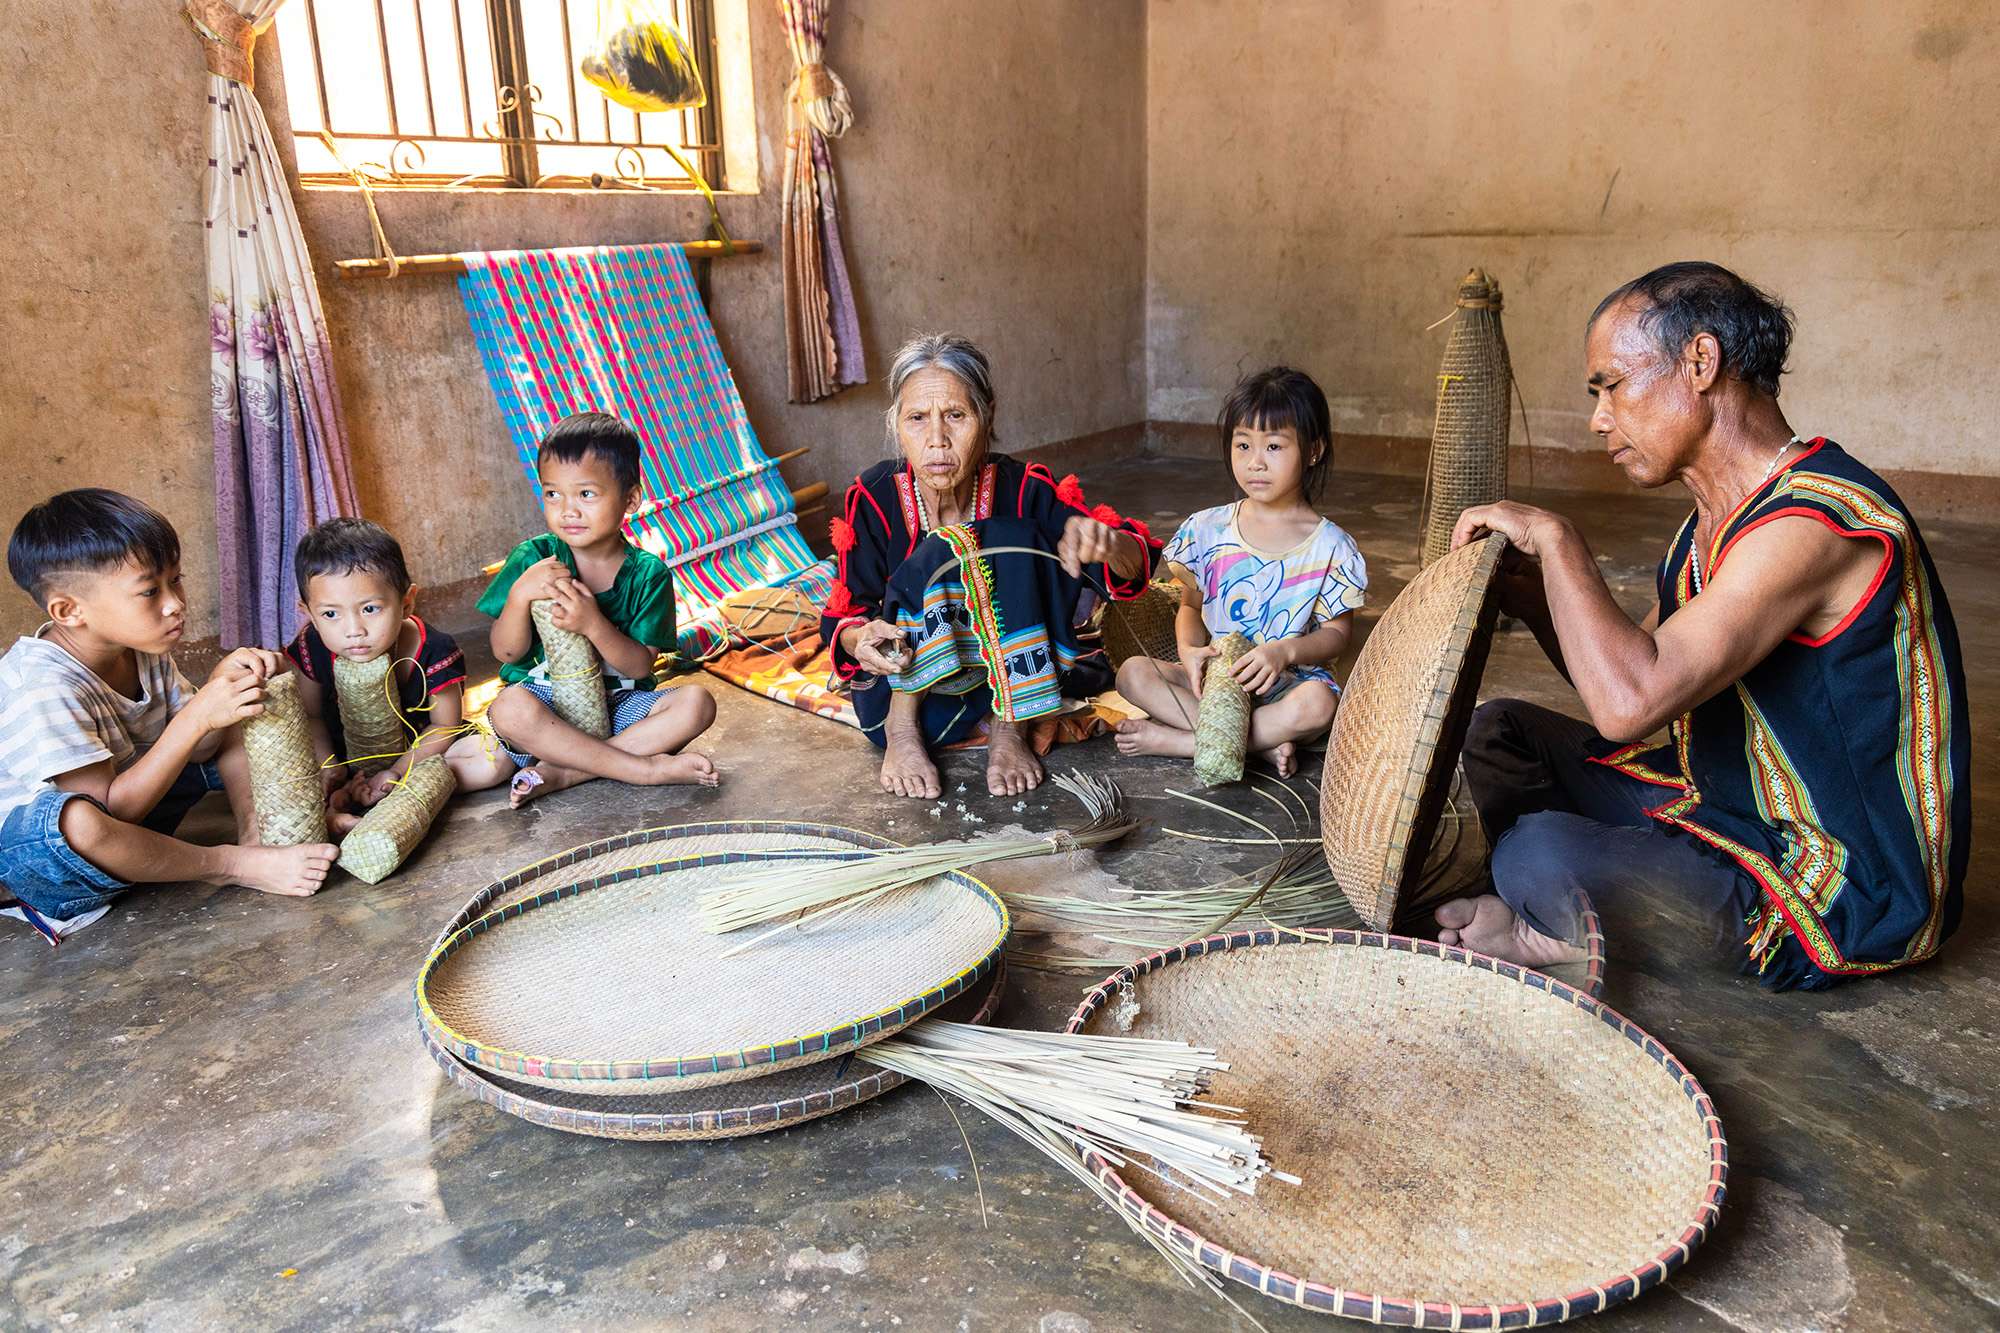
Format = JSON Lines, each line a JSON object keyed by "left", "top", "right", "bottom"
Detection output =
{"left": 331, "top": 653, "right": 404, "bottom": 776}
{"left": 530, "top": 599, "right": 610, "bottom": 737}
{"left": 1192, "top": 633, "right": 1252, "bottom": 786}
{"left": 339, "top": 756, "right": 456, "bottom": 884}
{"left": 242, "top": 671, "right": 328, "bottom": 847}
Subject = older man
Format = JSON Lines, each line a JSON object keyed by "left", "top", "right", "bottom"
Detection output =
{"left": 1436, "top": 262, "right": 1969, "bottom": 990}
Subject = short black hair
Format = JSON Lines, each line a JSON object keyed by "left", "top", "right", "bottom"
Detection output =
{"left": 8, "top": 489, "right": 181, "bottom": 606}
{"left": 1217, "top": 366, "right": 1334, "bottom": 501}
{"left": 1590, "top": 262, "right": 1796, "bottom": 397}
{"left": 295, "top": 517, "right": 411, "bottom": 598}
{"left": 537, "top": 411, "right": 643, "bottom": 496}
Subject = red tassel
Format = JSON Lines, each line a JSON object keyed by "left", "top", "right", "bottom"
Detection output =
{"left": 825, "top": 583, "right": 855, "bottom": 618}
{"left": 1056, "top": 474, "right": 1088, "bottom": 510}
{"left": 829, "top": 517, "right": 856, "bottom": 554}
{"left": 1090, "top": 503, "right": 1122, "bottom": 527}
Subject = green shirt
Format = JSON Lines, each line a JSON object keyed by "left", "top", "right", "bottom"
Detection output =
{"left": 478, "top": 534, "right": 676, "bottom": 689}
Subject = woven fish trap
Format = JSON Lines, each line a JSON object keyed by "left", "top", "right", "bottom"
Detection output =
{"left": 1068, "top": 929, "right": 1725, "bottom": 1324}
{"left": 1322, "top": 535, "right": 1504, "bottom": 930}
{"left": 242, "top": 671, "right": 328, "bottom": 847}
{"left": 1419, "top": 269, "right": 1513, "bottom": 567}
{"left": 1192, "top": 633, "right": 1253, "bottom": 786}
{"left": 1098, "top": 581, "right": 1182, "bottom": 669}
{"left": 529, "top": 599, "right": 611, "bottom": 737}
{"left": 330, "top": 653, "right": 404, "bottom": 776}
{"left": 416, "top": 823, "right": 1009, "bottom": 1095}
{"left": 338, "top": 756, "right": 455, "bottom": 885}
{"left": 423, "top": 960, "right": 1006, "bottom": 1142}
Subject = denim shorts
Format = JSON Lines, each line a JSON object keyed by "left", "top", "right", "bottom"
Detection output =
{"left": 0, "top": 762, "right": 222, "bottom": 919}
{"left": 489, "top": 679, "right": 673, "bottom": 769}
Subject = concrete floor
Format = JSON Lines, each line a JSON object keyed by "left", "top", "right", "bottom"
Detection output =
{"left": 3, "top": 457, "right": 1995, "bottom": 1332}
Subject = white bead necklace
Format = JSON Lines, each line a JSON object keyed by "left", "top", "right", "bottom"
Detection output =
{"left": 1689, "top": 436, "right": 1801, "bottom": 594}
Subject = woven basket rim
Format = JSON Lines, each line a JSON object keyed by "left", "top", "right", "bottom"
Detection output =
{"left": 1062, "top": 927, "right": 1726, "bottom": 1326}
{"left": 422, "top": 960, "right": 1007, "bottom": 1141}
{"left": 416, "top": 824, "right": 1009, "bottom": 1086}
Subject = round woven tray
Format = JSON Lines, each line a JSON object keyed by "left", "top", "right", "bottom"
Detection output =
{"left": 417, "top": 824, "right": 1010, "bottom": 1094}
{"left": 1067, "top": 929, "right": 1725, "bottom": 1326}
{"left": 423, "top": 960, "right": 1008, "bottom": 1141}
{"left": 1322, "top": 533, "right": 1505, "bottom": 930}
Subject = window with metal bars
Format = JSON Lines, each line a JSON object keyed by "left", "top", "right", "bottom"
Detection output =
{"left": 273, "top": 0, "right": 723, "bottom": 191}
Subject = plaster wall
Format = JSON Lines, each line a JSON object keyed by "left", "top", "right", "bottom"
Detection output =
{"left": 1145, "top": 0, "right": 2000, "bottom": 479}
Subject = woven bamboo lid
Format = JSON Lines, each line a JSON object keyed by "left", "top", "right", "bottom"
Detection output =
{"left": 1069, "top": 929, "right": 1726, "bottom": 1323}
{"left": 1321, "top": 533, "right": 1506, "bottom": 929}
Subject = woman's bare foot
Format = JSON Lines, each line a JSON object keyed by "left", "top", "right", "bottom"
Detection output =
{"left": 223, "top": 842, "right": 336, "bottom": 897}
{"left": 985, "top": 718, "right": 1044, "bottom": 797}
{"left": 881, "top": 714, "right": 942, "bottom": 799}
{"left": 1434, "top": 894, "right": 1586, "bottom": 967}
{"left": 1255, "top": 741, "right": 1299, "bottom": 778}
{"left": 1114, "top": 718, "right": 1194, "bottom": 758}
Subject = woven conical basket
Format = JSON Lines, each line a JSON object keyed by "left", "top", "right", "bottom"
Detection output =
{"left": 1419, "top": 269, "right": 1512, "bottom": 567}
{"left": 338, "top": 756, "right": 455, "bottom": 884}
{"left": 529, "top": 599, "right": 611, "bottom": 737}
{"left": 1097, "top": 581, "right": 1182, "bottom": 669}
{"left": 1068, "top": 929, "right": 1725, "bottom": 1324}
{"left": 1321, "top": 534, "right": 1504, "bottom": 929}
{"left": 331, "top": 652, "right": 405, "bottom": 776}
{"left": 242, "top": 671, "right": 328, "bottom": 847}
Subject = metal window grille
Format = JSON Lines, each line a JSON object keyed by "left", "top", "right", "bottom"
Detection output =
{"left": 274, "top": 0, "right": 723, "bottom": 191}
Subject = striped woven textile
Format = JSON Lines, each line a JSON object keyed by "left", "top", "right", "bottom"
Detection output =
{"left": 459, "top": 244, "right": 821, "bottom": 660}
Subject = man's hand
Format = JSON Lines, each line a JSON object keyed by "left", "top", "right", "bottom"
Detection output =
{"left": 1452, "top": 501, "right": 1572, "bottom": 561}
{"left": 209, "top": 647, "right": 284, "bottom": 684}
{"left": 848, "top": 618, "right": 911, "bottom": 676}
{"left": 1057, "top": 515, "right": 1134, "bottom": 580}
{"left": 545, "top": 577, "right": 606, "bottom": 634}
{"left": 187, "top": 668, "right": 270, "bottom": 734}
{"left": 1181, "top": 641, "right": 1219, "bottom": 694}
{"left": 1230, "top": 642, "right": 1292, "bottom": 696}
{"left": 510, "top": 555, "right": 572, "bottom": 607}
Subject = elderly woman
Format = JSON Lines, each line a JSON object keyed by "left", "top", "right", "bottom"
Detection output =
{"left": 821, "top": 334, "right": 1162, "bottom": 799}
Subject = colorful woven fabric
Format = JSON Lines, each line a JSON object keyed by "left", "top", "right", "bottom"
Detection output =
{"left": 458, "top": 245, "right": 820, "bottom": 661}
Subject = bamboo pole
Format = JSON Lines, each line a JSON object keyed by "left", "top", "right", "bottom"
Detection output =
{"left": 334, "top": 238, "right": 764, "bottom": 278}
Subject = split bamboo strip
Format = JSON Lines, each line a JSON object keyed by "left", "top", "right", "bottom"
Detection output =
{"left": 338, "top": 757, "right": 457, "bottom": 884}
{"left": 530, "top": 599, "right": 611, "bottom": 737}
{"left": 331, "top": 652, "right": 404, "bottom": 776}
{"left": 1192, "top": 634, "right": 1252, "bottom": 786}
{"left": 242, "top": 672, "right": 328, "bottom": 847}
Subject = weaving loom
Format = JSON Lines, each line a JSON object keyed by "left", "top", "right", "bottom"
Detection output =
{"left": 458, "top": 244, "right": 835, "bottom": 663}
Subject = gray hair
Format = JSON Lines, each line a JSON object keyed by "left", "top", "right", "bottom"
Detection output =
{"left": 883, "top": 333, "right": 996, "bottom": 447}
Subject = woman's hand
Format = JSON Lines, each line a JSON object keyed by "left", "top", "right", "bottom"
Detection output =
{"left": 846, "top": 618, "right": 911, "bottom": 676}
{"left": 1057, "top": 515, "right": 1136, "bottom": 579}
{"left": 1231, "top": 642, "right": 1293, "bottom": 696}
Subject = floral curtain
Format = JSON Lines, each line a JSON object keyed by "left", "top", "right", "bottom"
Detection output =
{"left": 186, "top": 0, "right": 359, "bottom": 648}
{"left": 778, "top": 0, "right": 866, "bottom": 403}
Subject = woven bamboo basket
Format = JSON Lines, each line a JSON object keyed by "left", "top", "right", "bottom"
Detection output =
{"left": 416, "top": 824, "right": 1009, "bottom": 1095}
{"left": 1322, "top": 535, "right": 1505, "bottom": 930}
{"left": 241, "top": 671, "right": 328, "bottom": 847}
{"left": 1419, "top": 268, "right": 1513, "bottom": 567}
{"left": 1097, "top": 581, "right": 1183, "bottom": 669}
{"left": 330, "top": 653, "right": 405, "bottom": 776}
{"left": 529, "top": 599, "right": 611, "bottom": 737}
{"left": 1068, "top": 929, "right": 1725, "bottom": 1323}
{"left": 423, "top": 960, "right": 1006, "bottom": 1141}
{"left": 338, "top": 756, "right": 455, "bottom": 884}
{"left": 1192, "top": 633, "right": 1253, "bottom": 786}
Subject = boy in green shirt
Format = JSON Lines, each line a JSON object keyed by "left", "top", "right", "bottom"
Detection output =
{"left": 447, "top": 412, "right": 718, "bottom": 807}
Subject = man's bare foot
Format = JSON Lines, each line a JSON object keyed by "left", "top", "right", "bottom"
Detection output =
{"left": 1114, "top": 718, "right": 1194, "bottom": 758}
{"left": 642, "top": 752, "right": 721, "bottom": 788}
{"left": 881, "top": 717, "right": 941, "bottom": 799}
{"left": 510, "top": 762, "right": 591, "bottom": 809}
{"left": 985, "top": 719, "right": 1044, "bottom": 797}
{"left": 1434, "top": 894, "right": 1586, "bottom": 968}
{"left": 1255, "top": 741, "right": 1299, "bottom": 778}
{"left": 224, "top": 843, "right": 336, "bottom": 897}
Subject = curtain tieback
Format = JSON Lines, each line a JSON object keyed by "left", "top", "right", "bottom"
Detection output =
{"left": 790, "top": 62, "right": 853, "bottom": 138}
{"left": 185, "top": 0, "right": 257, "bottom": 86}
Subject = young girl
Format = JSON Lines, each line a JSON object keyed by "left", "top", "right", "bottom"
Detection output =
{"left": 1114, "top": 366, "right": 1367, "bottom": 777}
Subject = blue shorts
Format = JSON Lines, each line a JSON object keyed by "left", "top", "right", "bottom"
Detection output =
{"left": 490, "top": 680, "right": 673, "bottom": 769}
{"left": 0, "top": 762, "right": 223, "bottom": 919}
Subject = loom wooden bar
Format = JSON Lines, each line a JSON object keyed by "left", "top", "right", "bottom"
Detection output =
{"left": 333, "top": 239, "right": 765, "bottom": 279}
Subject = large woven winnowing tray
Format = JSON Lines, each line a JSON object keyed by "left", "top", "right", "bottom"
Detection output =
{"left": 1068, "top": 929, "right": 1726, "bottom": 1325}
{"left": 1321, "top": 534, "right": 1506, "bottom": 929}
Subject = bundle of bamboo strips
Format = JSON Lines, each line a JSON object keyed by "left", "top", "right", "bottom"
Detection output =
{"left": 698, "top": 773, "right": 1137, "bottom": 951}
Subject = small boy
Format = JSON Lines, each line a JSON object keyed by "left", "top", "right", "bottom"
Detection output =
{"left": 0, "top": 489, "right": 335, "bottom": 934}
{"left": 287, "top": 518, "right": 467, "bottom": 834}
{"left": 446, "top": 412, "right": 718, "bottom": 806}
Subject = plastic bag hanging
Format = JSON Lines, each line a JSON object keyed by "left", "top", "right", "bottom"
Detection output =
{"left": 580, "top": 0, "right": 706, "bottom": 113}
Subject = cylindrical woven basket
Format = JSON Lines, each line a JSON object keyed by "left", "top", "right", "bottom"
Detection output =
{"left": 1192, "top": 633, "right": 1252, "bottom": 786}
{"left": 1098, "top": 582, "right": 1182, "bottom": 670}
{"left": 1419, "top": 268, "right": 1512, "bottom": 567}
{"left": 1067, "top": 929, "right": 1725, "bottom": 1325}
{"left": 330, "top": 652, "right": 406, "bottom": 776}
{"left": 242, "top": 671, "right": 328, "bottom": 847}
{"left": 338, "top": 756, "right": 455, "bottom": 884}
{"left": 529, "top": 599, "right": 610, "bottom": 737}
{"left": 416, "top": 825, "right": 1010, "bottom": 1095}
{"left": 422, "top": 960, "right": 1007, "bottom": 1142}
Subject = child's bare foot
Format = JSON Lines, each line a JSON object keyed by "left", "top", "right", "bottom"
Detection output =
{"left": 224, "top": 843, "right": 336, "bottom": 897}
{"left": 1255, "top": 741, "right": 1299, "bottom": 778}
{"left": 1114, "top": 718, "right": 1194, "bottom": 758}
{"left": 985, "top": 719, "right": 1044, "bottom": 797}
{"left": 509, "top": 763, "right": 591, "bottom": 809}
{"left": 1434, "top": 895, "right": 1586, "bottom": 968}
{"left": 881, "top": 715, "right": 941, "bottom": 799}
{"left": 645, "top": 752, "right": 720, "bottom": 787}
{"left": 327, "top": 807, "right": 364, "bottom": 836}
